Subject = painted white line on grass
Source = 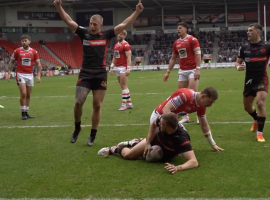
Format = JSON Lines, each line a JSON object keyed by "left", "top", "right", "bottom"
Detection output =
{"left": 0, "top": 121, "right": 269, "bottom": 129}
{"left": 0, "top": 90, "right": 241, "bottom": 99}
{"left": 0, "top": 198, "right": 269, "bottom": 200}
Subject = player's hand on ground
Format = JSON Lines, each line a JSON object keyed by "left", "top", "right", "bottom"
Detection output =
{"left": 53, "top": 0, "right": 62, "bottom": 8}
{"left": 6, "top": 74, "right": 10, "bottom": 82}
{"left": 36, "top": 76, "right": 41, "bottom": 83}
{"left": 163, "top": 72, "right": 169, "bottom": 82}
{"left": 194, "top": 70, "right": 200, "bottom": 80}
{"left": 126, "top": 69, "right": 130, "bottom": 76}
{"left": 164, "top": 163, "right": 178, "bottom": 174}
{"left": 212, "top": 144, "right": 224, "bottom": 152}
{"left": 109, "top": 68, "right": 113, "bottom": 74}
{"left": 143, "top": 143, "right": 151, "bottom": 157}
{"left": 237, "top": 63, "right": 246, "bottom": 71}
{"left": 136, "top": 0, "right": 144, "bottom": 13}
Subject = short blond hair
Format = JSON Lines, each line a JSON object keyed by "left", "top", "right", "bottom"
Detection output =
{"left": 90, "top": 14, "right": 103, "bottom": 25}
{"left": 122, "top": 30, "right": 127, "bottom": 36}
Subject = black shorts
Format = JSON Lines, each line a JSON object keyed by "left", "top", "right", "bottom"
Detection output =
{"left": 76, "top": 69, "right": 107, "bottom": 90}
{"left": 243, "top": 77, "right": 269, "bottom": 97}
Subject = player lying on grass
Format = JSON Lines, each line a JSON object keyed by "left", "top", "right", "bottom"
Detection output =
{"left": 98, "top": 113, "right": 199, "bottom": 174}
{"left": 150, "top": 87, "right": 224, "bottom": 152}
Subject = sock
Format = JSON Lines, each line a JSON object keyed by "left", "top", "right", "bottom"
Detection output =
{"left": 75, "top": 121, "right": 81, "bottom": 131}
{"left": 257, "top": 116, "right": 266, "bottom": 135}
{"left": 20, "top": 106, "right": 26, "bottom": 112}
{"left": 90, "top": 129, "right": 97, "bottom": 137}
{"left": 129, "top": 139, "right": 139, "bottom": 147}
{"left": 248, "top": 110, "right": 257, "bottom": 122}
{"left": 123, "top": 88, "right": 132, "bottom": 106}
{"left": 26, "top": 106, "right": 29, "bottom": 112}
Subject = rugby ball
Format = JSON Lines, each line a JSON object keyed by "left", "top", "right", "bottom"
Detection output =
{"left": 146, "top": 145, "right": 163, "bottom": 162}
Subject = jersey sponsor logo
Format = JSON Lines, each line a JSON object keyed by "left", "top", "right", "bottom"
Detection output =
{"left": 261, "top": 49, "right": 266, "bottom": 53}
{"left": 22, "top": 58, "right": 31, "bottom": 66}
{"left": 172, "top": 95, "right": 183, "bottom": 107}
{"left": 83, "top": 39, "right": 106, "bottom": 46}
{"left": 178, "top": 48, "right": 187, "bottom": 58}
{"left": 245, "top": 56, "right": 267, "bottom": 62}
{"left": 114, "top": 50, "right": 120, "bottom": 58}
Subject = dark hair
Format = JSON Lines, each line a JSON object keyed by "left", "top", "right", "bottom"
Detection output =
{"left": 177, "top": 22, "right": 189, "bottom": 30}
{"left": 201, "top": 87, "right": 218, "bottom": 100}
{"left": 21, "top": 35, "right": 31, "bottom": 41}
{"left": 162, "top": 113, "right": 179, "bottom": 130}
{"left": 249, "top": 23, "right": 262, "bottom": 31}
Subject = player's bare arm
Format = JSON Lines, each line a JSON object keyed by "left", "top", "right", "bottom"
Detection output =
{"left": 110, "top": 56, "right": 115, "bottom": 74}
{"left": 162, "top": 101, "right": 176, "bottom": 114}
{"left": 235, "top": 58, "right": 245, "bottom": 71}
{"left": 35, "top": 60, "right": 42, "bottom": 83}
{"left": 199, "top": 116, "right": 224, "bottom": 152}
{"left": 164, "top": 150, "right": 198, "bottom": 174}
{"left": 194, "top": 48, "right": 201, "bottom": 80}
{"left": 7, "top": 59, "right": 15, "bottom": 82}
{"left": 54, "top": 0, "right": 78, "bottom": 32}
{"left": 144, "top": 118, "right": 158, "bottom": 156}
{"left": 125, "top": 51, "right": 132, "bottom": 76}
{"left": 163, "top": 53, "right": 178, "bottom": 82}
{"left": 114, "top": 0, "right": 144, "bottom": 36}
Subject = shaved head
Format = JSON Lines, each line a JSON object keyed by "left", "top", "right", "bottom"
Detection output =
{"left": 91, "top": 14, "right": 103, "bottom": 25}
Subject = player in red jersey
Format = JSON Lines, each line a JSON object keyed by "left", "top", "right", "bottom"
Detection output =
{"left": 7, "top": 35, "right": 41, "bottom": 120}
{"left": 109, "top": 30, "right": 133, "bottom": 111}
{"left": 150, "top": 87, "right": 224, "bottom": 151}
{"left": 163, "top": 22, "right": 201, "bottom": 124}
{"left": 54, "top": 0, "right": 143, "bottom": 146}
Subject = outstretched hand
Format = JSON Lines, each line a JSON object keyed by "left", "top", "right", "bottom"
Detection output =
{"left": 136, "top": 0, "right": 144, "bottom": 13}
{"left": 212, "top": 144, "right": 224, "bottom": 152}
{"left": 53, "top": 0, "right": 62, "bottom": 8}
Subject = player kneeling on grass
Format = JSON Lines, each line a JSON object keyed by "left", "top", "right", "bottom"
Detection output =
{"left": 98, "top": 113, "right": 199, "bottom": 174}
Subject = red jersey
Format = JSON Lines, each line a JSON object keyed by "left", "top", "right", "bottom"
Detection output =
{"left": 113, "top": 40, "right": 131, "bottom": 67}
{"left": 155, "top": 88, "right": 206, "bottom": 117}
{"left": 172, "top": 35, "right": 200, "bottom": 70}
{"left": 11, "top": 47, "right": 39, "bottom": 74}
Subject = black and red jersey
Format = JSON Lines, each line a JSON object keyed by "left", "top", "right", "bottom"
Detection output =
{"left": 238, "top": 40, "right": 270, "bottom": 81}
{"left": 75, "top": 26, "right": 115, "bottom": 70}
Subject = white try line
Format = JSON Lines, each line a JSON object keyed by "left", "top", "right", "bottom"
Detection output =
{"left": 0, "top": 198, "right": 269, "bottom": 200}
{"left": 0, "top": 121, "right": 269, "bottom": 129}
{"left": 0, "top": 90, "right": 241, "bottom": 99}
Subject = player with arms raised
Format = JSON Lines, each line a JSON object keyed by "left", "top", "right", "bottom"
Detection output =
{"left": 110, "top": 30, "right": 133, "bottom": 111}
{"left": 163, "top": 22, "right": 201, "bottom": 124}
{"left": 7, "top": 35, "right": 41, "bottom": 120}
{"left": 54, "top": 0, "right": 143, "bottom": 146}
{"left": 235, "top": 23, "right": 270, "bottom": 142}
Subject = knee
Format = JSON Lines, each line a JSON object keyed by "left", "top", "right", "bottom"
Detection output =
{"left": 93, "top": 101, "right": 102, "bottom": 111}
{"left": 20, "top": 92, "right": 26, "bottom": 98}
{"left": 26, "top": 93, "right": 31, "bottom": 98}
{"left": 74, "top": 99, "right": 84, "bottom": 108}
{"left": 257, "top": 100, "right": 265, "bottom": 109}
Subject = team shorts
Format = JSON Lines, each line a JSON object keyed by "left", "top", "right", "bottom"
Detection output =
{"left": 243, "top": 77, "right": 269, "bottom": 97}
{"left": 16, "top": 72, "right": 34, "bottom": 87}
{"left": 150, "top": 109, "right": 161, "bottom": 124}
{"left": 115, "top": 66, "right": 126, "bottom": 77}
{"left": 178, "top": 69, "right": 196, "bottom": 81}
{"left": 76, "top": 69, "right": 107, "bottom": 90}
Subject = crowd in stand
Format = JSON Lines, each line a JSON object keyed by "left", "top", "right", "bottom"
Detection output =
{"left": 217, "top": 31, "right": 247, "bottom": 63}
{"left": 0, "top": 46, "right": 10, "bottom": 68}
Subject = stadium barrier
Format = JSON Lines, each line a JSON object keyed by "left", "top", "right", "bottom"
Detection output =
{"left": 0, "top": 63, "right": 236, "bottom": 80}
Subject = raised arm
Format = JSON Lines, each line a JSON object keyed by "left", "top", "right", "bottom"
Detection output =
{"left": 114, "top": 0, "right": 144, "bottom": 36}
{"left": 54, "top": 0, "right": 78, "bottom": 32}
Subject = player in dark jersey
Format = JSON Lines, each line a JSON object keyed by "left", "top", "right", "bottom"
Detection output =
{"left": 54, "top": 0, "right": 144, "bottom": 146}
{"left": 97, "top": 113, "right": 199, "bottom": 174}
{"left": 235, "top": 23, "right": 269, "bottom": 142}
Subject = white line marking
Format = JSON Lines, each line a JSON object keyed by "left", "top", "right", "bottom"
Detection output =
{"left": 0, "top": 121, "right": 267, "bottom": 129}
{"left": 0, "top": 90, "right": 241, "bottom": 99}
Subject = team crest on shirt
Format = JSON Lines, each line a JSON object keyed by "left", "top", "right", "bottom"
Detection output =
{"left": 101, "top": 81, "right": 107, "bottom": 87}
{"left": 185, "top": 42, "right": 188, "bottom": 45}
{"left": 260, "top": 49, "right": 266, "bottom": 53}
